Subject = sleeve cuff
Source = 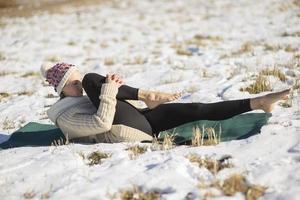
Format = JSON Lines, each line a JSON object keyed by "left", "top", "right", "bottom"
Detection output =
{"left": 100, "top": 83, "right": 119, "bottom": 97}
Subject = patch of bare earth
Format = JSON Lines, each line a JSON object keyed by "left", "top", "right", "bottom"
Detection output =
{"left": 0, "top": 0, "right": 107, "bottom": 18}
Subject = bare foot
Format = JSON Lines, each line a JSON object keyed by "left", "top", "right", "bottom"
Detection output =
{"left": 138, "top": 90, "right": 183, "bottom": 109}
{"left": 250, "top": 88, "right": 292, "bottom": 112}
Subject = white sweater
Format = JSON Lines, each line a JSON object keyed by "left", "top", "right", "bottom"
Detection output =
{"left": 47, "top": 83, "right": 153, "bottom": 143}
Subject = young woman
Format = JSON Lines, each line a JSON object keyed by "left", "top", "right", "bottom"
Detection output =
{"left": 41, "top": 62, "right": 291, "bottom": 143}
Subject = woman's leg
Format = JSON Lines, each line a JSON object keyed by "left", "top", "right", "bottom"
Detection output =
{"left": 82, "top": 73, "right": 139, "bottom": 108}
{"left": 82, "top": 73, "right": 153, "bottom": 135}
{"left": 143, "top": 99, "right": 252, "bottom": 136}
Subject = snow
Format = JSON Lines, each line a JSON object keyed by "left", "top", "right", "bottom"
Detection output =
{"left": 0, "top": 0, "right": 299, "bottom": 199}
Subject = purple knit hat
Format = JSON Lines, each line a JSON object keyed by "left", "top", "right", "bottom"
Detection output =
{"left": 40, "top": 62, "right": 79, "bottom": 95}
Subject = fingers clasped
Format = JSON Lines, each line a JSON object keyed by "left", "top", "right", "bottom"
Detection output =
{"left": 106, "top": 73, "right": 124, "bottom": 88}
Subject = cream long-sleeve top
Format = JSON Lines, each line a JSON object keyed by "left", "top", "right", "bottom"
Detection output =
{"left": 47, "top": 83, "right": 154, "bottom": 143}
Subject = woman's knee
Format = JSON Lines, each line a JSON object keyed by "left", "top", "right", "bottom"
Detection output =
{"left": 82, "top": 73, "right": 105, "bottom": 90}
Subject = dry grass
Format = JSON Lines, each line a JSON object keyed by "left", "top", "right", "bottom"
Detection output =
{"left": 197, "top": 174, "right": 267, "bottom": 200}
{"left": 46, "top": 93, "right": 57, "bottom": 98}
{"left": 232, "top": 42, "right": 254, "bottom": 55}
{"left": 40, "top": 192, "right": 50, "bottom": 199}
{"left": 51, "top": 134, "right": 69, "bottom": 147}
{"left": 240, "top": 67, "right": 287, "bottom": 94}
{"left": 263, "top": 43, "right": 298, "bottom": 53}
{"left": 162, "top": 133, "right": 176, "bottom": 150}
{"left": 293, "top": 79, "right": 300, "bottom": 91}
{"left": 149, "top": 135, "right": 163, "bottom": 151}
{"left": 109, "top": 185, "right": 161, "bottom": 200}
{"left": 125, "top": 145, "right": 148, "bottom": 159}
{"left": 285, "top": 44, "right": 298, "bottom": 52}
{"left": 149, "top": 133, "right": 176, "bottom": 151}
{"left": 220, "top": 42, "right": 254, "bottom": 59}
{"left": 21, "top": 71, "right": 40, "bottom": 78}
{"left": 279, "top": 90, "right": 293, "bottom": 108}
{"left": 240, "top": 74, "right": 272, "bottom": 94}
{"left": 17, "top": 91, "right": 34, "bottom": 96}
{"left": 23, "top": 190, "right": 36, "bottom": 199}
{"left": 0, "top": 92, "right": 10, "bottom": 101}
{"left": 194, "top": 34, "right": 222, "bottom": 41}
{"left": 281, "top": 31, "right": 300, "bottom": 37}
{"left": 259, "top": 67, "right": 287, "bottom": 82}
{"left": 200, "top": 69, "right": 214, "bottom": 78}
{"left": 176, "top": 46, "right": 193, "bottom": 56}
{"left": 0, "top": 51, "right": 5, "bottom": 60}
{"left": 104, "top": 57, "right": 116, "bottom": 66}
{"left": 0, "top": 0, "right": 106, "bottom": 18}
{"left": 86, "top": 150, "right": 111, "bottom": 166}
{"left": 124, "top": 56, "right": 147, "bottom": 65}
{"left": 67, "top": 40, "right": 76, "bottom": 46}
{"left": 185, "top": 34, "right": 222, "bottom": 47}
{"left": 45, "top": 56, "right": 61, "bottom": 63}
{"left": 191, "top": 125, "right": 221, "bottom": 146}
{"left": 221, "top": 174, "right": 267, "bottom": 200}
{"left": 294, "top": 0, "right": 300, "bottom": 6}
{"left": 264, "top": 43, "right": 280, "bottom": 51}
{"left": 294, "top": 53, "right": 300, "bottom": 60}
{"left": 187, "top": 154, "right": 233, "bottom": 175}
{"left": 100, "top": 41, "right": 109, "bottom": 48}
{"left": 185, "top": 85, "right": 200, "bottom": 93}
{"left": 2, "top": 117, "right": 15, "bottom": 129}
{"left": 0, "top": 70, "right": 16, "bottom": 76}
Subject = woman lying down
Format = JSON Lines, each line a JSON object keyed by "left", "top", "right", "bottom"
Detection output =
{"left": 41, "top": 62, "right": 291, "bottom": 143}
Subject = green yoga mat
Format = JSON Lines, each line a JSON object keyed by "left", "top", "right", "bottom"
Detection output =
{"left": 158, "top": 112, "right": 272, "bottom": 145}
{"left": 0, "top": 113, "right": 272, "bottom": 149}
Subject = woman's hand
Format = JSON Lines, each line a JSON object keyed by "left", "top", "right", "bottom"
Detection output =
{"left": 105, "top": 73, "right": 124, "bottom": 88}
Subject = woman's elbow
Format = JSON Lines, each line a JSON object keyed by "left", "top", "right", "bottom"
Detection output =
{"left": 100, "top": 122, "right": 112, "bottom": 132}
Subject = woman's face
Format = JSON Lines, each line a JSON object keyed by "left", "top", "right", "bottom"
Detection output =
{"left": 62, "top": 71, "right": 83, "bottom": 97}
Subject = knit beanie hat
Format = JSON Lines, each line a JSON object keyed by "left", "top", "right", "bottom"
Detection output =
{"left": 40, "top": 62, "right": 79, "bottom": 95}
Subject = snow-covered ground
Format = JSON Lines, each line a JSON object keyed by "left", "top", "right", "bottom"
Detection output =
{"left": 0, "top": 0, "right": 299, "bottom": 199}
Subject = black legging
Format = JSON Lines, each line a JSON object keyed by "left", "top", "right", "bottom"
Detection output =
{"left": 82, "top": 73, "right": 252, "bottom": 137}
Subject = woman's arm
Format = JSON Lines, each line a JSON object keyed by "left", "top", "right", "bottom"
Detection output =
{"left": 57, "top": 83, "right": 119, "bottom": 139}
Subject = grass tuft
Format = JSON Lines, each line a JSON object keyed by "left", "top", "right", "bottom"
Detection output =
{"left": 232, "top": 42, "right": 253, "bottom": 56}
{"left": 23, "top": 190, "right": 35, "bottom": 199}
{"left": 0, "top": 71, "right": 17, "bottom": 76}
{"left": 125, "top": 145, "right": 148, "bottom": 159}
{"left": 21, "top": 71, "right": 40, "bottom": 78}
{"left": 104, "top": 57, "right": 116, "bottom": 66}
{"left": 149, "top": 133, "right": 176, "bottom": 151}
{"left": 45, "top": 56, "right": 61, "bottom": 63}
{"left": 187, "top": 154, "right": 233, "bottom": 175}
{"left": 0, "top": 51, "right": 5, "bottom": 61}
{"left": 185, "top": 34, "right": 222, "bottom": 47}
{"left": 279, "top": 90, "right": 293, "bottom": 108}
{"left": 294, "top": 0, "right": 300, "bottom": 6}
{"left": 281, "top": 31, "right": 300, "bottom": 37}
{"left": 17, "top": 91, "right": 34, "bottom": 96}
{"left": 264, "top": 43, "right": 280, "bottom": 51}
{"left": 191, "top": 125, "right": 221, "bottom": 146}
{"left": 117, "top": 185, "right": 161, "bottom": 200}
{"left": 259, "top": 67, "right": 287, "bottom": 82}
{"left": 2, "top": 117, "right": 15, "bottom": 130}
{"left": 240, "top": 74, "right": 272, "bottom": 94}
{"left": 124, "top": 55, "right": 147, "bottom": 65}
{"left": 86, "top": 151, "right": 111, "bottom": 166}
{"left": 46, "top": 93, "right": 57, "bottom": 98}
{"left": 51, "top": 134, "right": 69, "bottom": 147}
{"left": 176, "top": 46, "right": 193, "bottom": 56}
{"left": 162, "top": 133, "right": 176, "bottom": 150}
{"left": 0, "top": 92, "right": 10, "bottom": 101}
{"left": 285, "top": 44, "right": 298, "bottom": 52}
{"left": 221, "top": 174, "right": 267, "bottom": 200}
{"left": 197, "top": 173, "right": 267, "bottom": 200}
{"left": 67, "top": 40, "right": 76, "bottom": 46}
